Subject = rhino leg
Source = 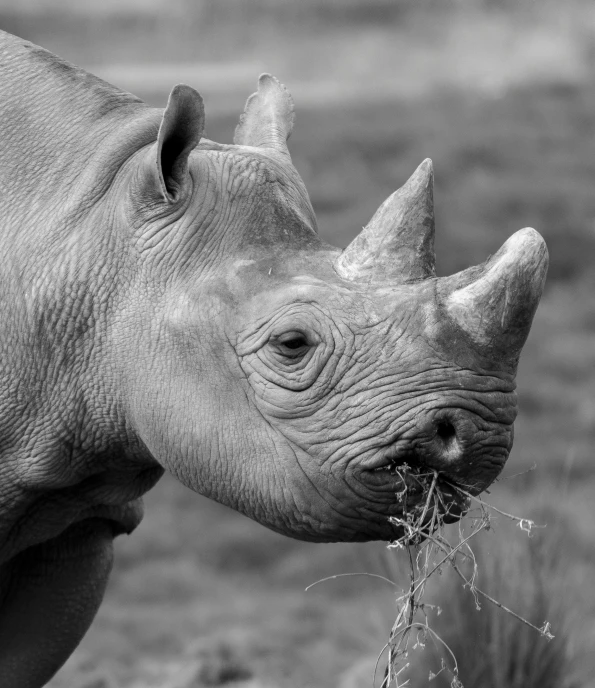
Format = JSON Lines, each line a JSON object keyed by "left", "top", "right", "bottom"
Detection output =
{"left": 0, "top": 518, "right": 114, "bottom": 688}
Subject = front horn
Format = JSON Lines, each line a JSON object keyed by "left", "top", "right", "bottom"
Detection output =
{"left": 335, "top": 158, "right": 435, "bottom": 283}
{"left": 445, "top": 227, "right": 548, "bottom": 368}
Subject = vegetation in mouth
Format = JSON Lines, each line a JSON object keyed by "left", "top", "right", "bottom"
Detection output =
{"left": 378, "top": 464, "right": 555, "bottom": 688}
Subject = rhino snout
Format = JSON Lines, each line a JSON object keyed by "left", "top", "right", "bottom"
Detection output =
{"left": 391, "top": 408, "right": 512, "bottom": 494}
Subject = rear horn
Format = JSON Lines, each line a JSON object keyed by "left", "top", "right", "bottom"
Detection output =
{"left": 335, "top": 159, "right": 435, "bottom": 283}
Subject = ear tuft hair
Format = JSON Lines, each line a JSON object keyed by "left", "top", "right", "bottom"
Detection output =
{"left": 233, "top": 74, "right": 294, "bottom": 157}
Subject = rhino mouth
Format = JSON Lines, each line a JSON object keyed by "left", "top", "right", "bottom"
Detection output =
{"left": 364, "top": 458, "right": 471, "bottom": 534}
{"left": 389, "top": 466, "right": 471, "bottom": 544}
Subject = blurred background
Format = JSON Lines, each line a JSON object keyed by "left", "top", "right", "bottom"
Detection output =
{"left": 5, "top": 0, "right": 593, "bottom": 686}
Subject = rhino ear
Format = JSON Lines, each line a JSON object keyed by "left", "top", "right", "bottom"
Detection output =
{"left": 445, "top": 228, "right": 548, "bottom": 368}
{"left": 154, "top": 84, "right": 205, "bottom": 202}
{"left": 233, "top": 74, "right": 294, "bottom": 157}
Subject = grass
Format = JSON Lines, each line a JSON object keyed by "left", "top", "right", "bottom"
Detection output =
{"left": 427, "top": 518, "right": 578, "bottom": 688}
{"left": 352, "top": 467, "right": 559, "bottom": 688}
{"left": 9, "top": 1, "right": 592, "bottom": 686}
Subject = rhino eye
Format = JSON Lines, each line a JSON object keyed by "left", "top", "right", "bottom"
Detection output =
{"left": 273, "top": 331, "right": 311, "bottom": 358}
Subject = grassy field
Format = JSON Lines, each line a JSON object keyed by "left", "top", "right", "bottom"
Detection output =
{"left": 3, "top": 1, "right": 592, "bottom": 686}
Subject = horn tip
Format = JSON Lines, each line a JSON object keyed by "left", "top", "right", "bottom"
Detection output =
{"left": 503, "top": 227, "right": 549, "bottom": 271}
{"left": 416, "top": 157, "right": 434, "bottom": 183}
{"left": 403, "top": 158, "right": 434, "bottom": 193}
{"left": 511, "top": 226, "right": 547, "bottom": 248}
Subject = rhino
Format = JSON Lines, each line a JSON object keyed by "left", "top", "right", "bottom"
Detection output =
{"left": 0, "top": 29, "right": 548, "bottom": 687}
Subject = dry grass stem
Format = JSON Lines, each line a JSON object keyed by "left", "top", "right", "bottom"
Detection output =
{"left": 372, "top": 465, "right": 554, "bottom": 687}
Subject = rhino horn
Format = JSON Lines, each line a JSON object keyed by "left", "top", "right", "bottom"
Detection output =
{"left": 445, "top": 227, "right": 548, "bottom": 367}
{"left": 335, "top": 159, "right": 435, "bottom": 282}
{"left": 233, "top": 74, "right": 294, "bottom": 156}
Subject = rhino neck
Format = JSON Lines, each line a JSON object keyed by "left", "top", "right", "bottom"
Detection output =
{"left": 0, "top": 29, "right": 160, "bottom": 373}
{"left": 0, "top": 33, "right": 165, "bottom": 515}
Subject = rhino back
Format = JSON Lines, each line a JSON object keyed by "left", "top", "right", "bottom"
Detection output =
{"left": 0, "top": 30, "right": 148, "bottom": 193}
{"left": 0, "top": 30, "right": 156, "bottom": 371}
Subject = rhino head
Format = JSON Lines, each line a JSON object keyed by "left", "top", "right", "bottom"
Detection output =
{"left": 113, "top": 76, "right": 548, "bottom": 543}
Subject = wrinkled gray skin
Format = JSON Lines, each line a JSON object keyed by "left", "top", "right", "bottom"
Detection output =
{"left": 0, "top": 31, "right": 548, "bottom": 687}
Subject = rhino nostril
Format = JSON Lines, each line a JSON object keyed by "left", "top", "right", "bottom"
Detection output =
{"left": 436, "top": 420, "right": 456, "bottom": 444}
{"left": 434, "top": 420, "right": 460, "bottom": 462}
